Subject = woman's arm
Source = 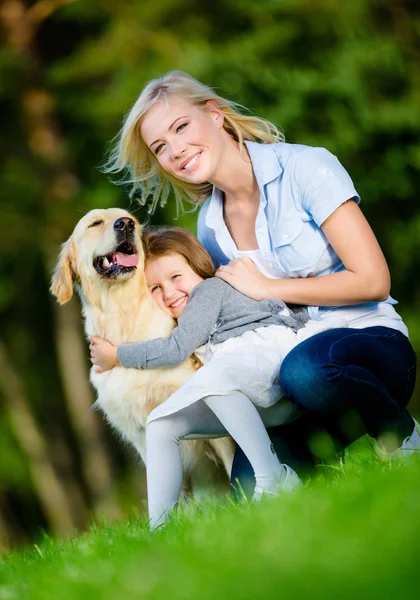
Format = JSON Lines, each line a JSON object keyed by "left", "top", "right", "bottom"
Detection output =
{"left": 216, "top": 201, "right": 391, "bottom": 305}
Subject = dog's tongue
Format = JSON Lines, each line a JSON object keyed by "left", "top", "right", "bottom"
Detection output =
{"left": 112, "top": 252, "right": 138, "bottom": 267}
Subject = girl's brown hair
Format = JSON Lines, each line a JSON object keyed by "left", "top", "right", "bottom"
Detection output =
{"left": 143, "top": 227, "right": 216, "bottom": 279}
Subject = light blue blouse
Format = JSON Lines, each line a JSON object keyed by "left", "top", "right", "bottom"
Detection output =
{"left": 197, "top": 141, "right": 407, "bottom": 335}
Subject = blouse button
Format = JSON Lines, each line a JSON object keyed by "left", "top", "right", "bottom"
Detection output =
{"left": 282, "top": 233, "right": 289, "bottom": 240}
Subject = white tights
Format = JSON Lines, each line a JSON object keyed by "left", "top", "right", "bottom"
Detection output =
{"left": 146, "top": 392, "right": 285, "bottom": 528}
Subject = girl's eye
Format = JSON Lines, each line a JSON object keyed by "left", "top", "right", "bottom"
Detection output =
{"left": 176, "top": 122, "right": 188, "bottom": 133}
{"left": 154, "top": 143, "right": 164, "bottom": 155}
{"left": 172, "top": 274, "right": 181, "bottom": 280}
{"left": 89, "top": 220, "right": 103, "bottom": 228}
{"left": 150, "top": 285, "right": 161, "bottom": 293}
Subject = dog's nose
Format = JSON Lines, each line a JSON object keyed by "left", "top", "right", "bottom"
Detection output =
{"left": 113, "top": 217, "right": 135, "bottom": 234}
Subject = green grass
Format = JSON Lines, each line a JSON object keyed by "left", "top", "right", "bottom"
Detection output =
{"left": 1, "top": 456, "right": 420, "bottom": 600}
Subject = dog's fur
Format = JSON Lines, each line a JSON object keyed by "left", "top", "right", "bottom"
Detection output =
{"left": 51, "top": 208, "right": 234, "bottom": 487}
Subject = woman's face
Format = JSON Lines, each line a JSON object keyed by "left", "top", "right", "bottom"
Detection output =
{"left": 140, "top": 96, "right": 227, "bottom": 185}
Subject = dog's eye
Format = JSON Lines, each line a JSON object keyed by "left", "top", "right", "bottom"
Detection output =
{"left": 89, "top": 220, "right": 103, "bottom": 228}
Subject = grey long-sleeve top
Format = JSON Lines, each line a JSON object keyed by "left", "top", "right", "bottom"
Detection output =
{"left": 117, "top": 277, "right": 308, "bottom": 370}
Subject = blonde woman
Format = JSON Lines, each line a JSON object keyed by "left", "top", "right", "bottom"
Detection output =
{"left": 104, "top": 71, "right": 418, "bottom": 487}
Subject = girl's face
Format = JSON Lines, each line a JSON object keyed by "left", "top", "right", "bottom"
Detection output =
{"left": 140, "top": 96, "right": 227, "bottom": 185}
{"left": 145, "top": 253, "right": 204, "bottom": 319}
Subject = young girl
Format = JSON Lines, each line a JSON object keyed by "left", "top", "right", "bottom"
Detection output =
{"left": 90, "top": 228, "right": 342, "bottom": 528}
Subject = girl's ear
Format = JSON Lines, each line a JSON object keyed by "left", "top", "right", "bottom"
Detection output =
{"left": 50, "top": 240, "right": 78, "bottom": 305}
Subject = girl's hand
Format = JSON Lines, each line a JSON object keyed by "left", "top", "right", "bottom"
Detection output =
{"left": 89, "top": 336, "right": 120, "bottom": 373}
{"left": 216, "top": 257, "right": 273, "bottom": 301}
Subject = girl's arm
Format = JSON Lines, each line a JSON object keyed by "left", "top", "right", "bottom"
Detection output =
{"left": 89, "top": 337, "right": 120, "bottom": 372}
{"left": 216, "top": 200, "right": 391, "bottom": 305}
{"left": 90, "top": 278, "right": 224, "bottom": 372}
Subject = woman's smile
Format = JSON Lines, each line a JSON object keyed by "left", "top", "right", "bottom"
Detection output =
{"left": 180, "top": 151, "right": 202, "bottom": 172}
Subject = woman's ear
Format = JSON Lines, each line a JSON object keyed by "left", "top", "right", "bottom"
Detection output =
{"left": 50, "top": 240, "right": 78, "bottom": 305}
{"left": 206, "top": 100, "right": 224, "bottom": 128}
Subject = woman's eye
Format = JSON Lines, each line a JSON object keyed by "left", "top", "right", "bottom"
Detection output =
{"left": 89, "top": 220, "right": 103, "bottom": 228}
{"left": 176, "top": 123, "right": 188, "bottom": 133}
{"left": 155, "top": 143, "right": 164, "bottom": 155}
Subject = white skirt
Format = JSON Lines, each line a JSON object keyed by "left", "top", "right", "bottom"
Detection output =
{"left": 147, "top": 324, "right": 299, "bottom": 426}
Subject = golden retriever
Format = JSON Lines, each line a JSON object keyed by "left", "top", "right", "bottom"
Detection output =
{"left": 51, "top": 208, "right": 234, "bottom": 494}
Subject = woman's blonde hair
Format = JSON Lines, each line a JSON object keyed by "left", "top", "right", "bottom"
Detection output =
{"left": 103, "top": 70, "right": 284, "bottom": 214}
{"left": 143, "top": 227, "right": 216, "bottom": 279}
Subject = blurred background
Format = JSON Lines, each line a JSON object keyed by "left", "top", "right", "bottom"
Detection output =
{"left": 0, "top": 0, "right": 419, "bottom": 550}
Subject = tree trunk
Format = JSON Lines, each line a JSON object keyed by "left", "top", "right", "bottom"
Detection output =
{"left": 0, "top": 341, "right": 80, "bottom": 537}
{"left": 1, "top": 0, "right": 120, "bottom": 523}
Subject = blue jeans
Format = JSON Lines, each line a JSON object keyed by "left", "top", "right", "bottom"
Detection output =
{"left": 231, "top": 326, "right": 417, "bottom": 497}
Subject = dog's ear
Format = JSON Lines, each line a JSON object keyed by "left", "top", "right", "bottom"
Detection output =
{"left": 50, "top": 240, "right": 78, "bottom": 305}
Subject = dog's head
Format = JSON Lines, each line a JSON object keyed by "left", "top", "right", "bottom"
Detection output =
{"left": 51, "top": 208, "right": 144, "bottom": 305}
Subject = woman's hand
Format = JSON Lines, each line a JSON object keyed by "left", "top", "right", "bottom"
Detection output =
{"left": 217, "top": 202, "right": 390, "bottom": 307}
{"left": 89, "top": 335, "right": 120, "bottom": 373}
{"left": 216, "top": 257, "right": 273, "bottom": 301}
